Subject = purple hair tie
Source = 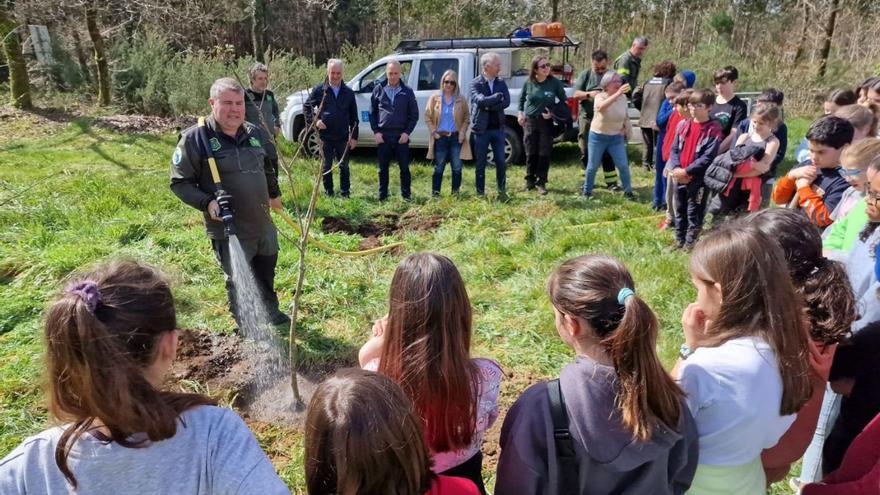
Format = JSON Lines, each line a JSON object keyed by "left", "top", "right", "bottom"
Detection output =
{"left": 67, "top": 281, "right": 102, "bottom": 313}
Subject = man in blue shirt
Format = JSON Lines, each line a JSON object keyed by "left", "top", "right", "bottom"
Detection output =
{"left": 370, "top": 60, "right": 419, "bottom": 201}
{"left": 304, "top": 59, "right": 359, "bottom": 197}
{"left": 469, "top": 52, "right": 510, "bottom": 198}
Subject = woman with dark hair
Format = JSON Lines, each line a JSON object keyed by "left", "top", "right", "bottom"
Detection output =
{"left": 824, "top": 89, "right": 858, "bottom": 115}
{"left": 496, "top": 255, "right": 698, "bottom": 494}
{"left": 304, "top": 368, "right": 480, "bottom": 495}
{"left": 743, "top": 208, "right": 857, "bottom": 486}
{"left": 636, "top": 60, "right": 676, "bottom": 170}
{"left": 517, "top": 55, "right": 567, "bottom": 194}
{"left": 358, "top": 253, "right": 502, "bottom": 494}
{"left": 0, "top": 261, "right": 288, "bottom": 494}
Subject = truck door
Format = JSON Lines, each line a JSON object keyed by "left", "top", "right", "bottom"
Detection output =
{"left": 411, "top": 57, "right": 461, "bottom": 147}
{"left": 353, "top": 60, "right": 412, "bottom": 145}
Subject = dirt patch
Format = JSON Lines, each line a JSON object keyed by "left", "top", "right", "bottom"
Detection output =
{"left": 322, "top": 211, "right": 444, "bottom": 238}
{"left": 169, "top": 329, "right": 248, "bottom": 392}
{"left": 93, "top": 114, "right": 196, "bottom": 135}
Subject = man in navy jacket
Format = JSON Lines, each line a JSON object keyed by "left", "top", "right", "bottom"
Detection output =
{"left": 469, "top": 52, "right": 510, "bottom": 196}
{"left": 370, "top": 60, "right": 419, "bottom": 201}
{"left": 304, "top": 59, "right": 359, "bottom": 197}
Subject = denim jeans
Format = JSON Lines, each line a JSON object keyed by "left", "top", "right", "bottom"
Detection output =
{"left": 432, "top": 135, "right": 463, "bottom": 194}
{"left": 653, "top": 133, "right": 667, "bottom": 208}
{"left": 799, "top": 386, "right": 842, "bottom": 482}
{"left": 582, "top": 131, "right": 631, "bottom": 195}
{"left": 377, "top": 134, "right": 411, "bottom": 200}
{"left": 321, "top": 139, "right": 350, "bottom": 196}
{"left": 472, "top": 129, "right": 506, "bottom": 194}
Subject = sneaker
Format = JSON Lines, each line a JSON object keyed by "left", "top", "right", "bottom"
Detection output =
{"left": 683, "top": 242, "right": 695, "bottom": 252}
{"left": 582, "top": 192, "right": 594, "bottom": 200}
{"left": 524, "top": 181, "right": 535, "bottom": 191}
{"left": 341, "top": 192, "right": 350, "bottom": 199}
{"left": 498, "top": 191, "right": 510, "bottom": 202}
{"left": 789, "top": 478, "right": 803, "bottom": 493}
{"left": 536, "top": 185, "right": 548, "bottom": 195}
{"left": 607, "top": 184, "right": 622, "bottom": 192}
{"left": 624, "top": 192, "right": 636, "bottom": 201}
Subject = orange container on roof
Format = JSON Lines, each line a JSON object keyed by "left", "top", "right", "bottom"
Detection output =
{"left": 531, "top": 22, "right": 548, "bottom": 38}
{"left": 546, "top": 22, "right": 565, "bottom": 41}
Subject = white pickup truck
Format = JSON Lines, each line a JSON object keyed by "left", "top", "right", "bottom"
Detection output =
{"left": 281, "top": 36, "right": 582, "bottom": 164}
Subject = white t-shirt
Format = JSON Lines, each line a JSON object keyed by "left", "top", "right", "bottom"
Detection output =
{"left": 678, "top": 336, "right": 796, "bottom": 466}
{"left": 0, "top": 406, "right": 290, "bottom": 495}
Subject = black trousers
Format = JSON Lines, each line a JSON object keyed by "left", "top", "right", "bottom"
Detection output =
{"left": 524, "top": 116, "right": 553, "bottom": 186}
{"left": 211, "top": 234, "right": 282, "bottom": 324}
{"left": 674, "top": 182, "right": 709, "bottom": 246}
{"left": 440, "top": 451, "right": 486, "bottom": 495}
{"left": 640, "top": 127, "right": 656, "bottom": 166}
{"left": 321, "top": 138, "right": 351, "bottom": 196}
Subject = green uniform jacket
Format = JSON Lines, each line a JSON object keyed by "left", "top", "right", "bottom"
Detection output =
{"left": 573, "top": 69, "right": 603, "bottom": 121}
{"left": 245, "top": 88, "right": 280, "bottom": 158}
{"left": 170, "top": 116, "right": 280, "bottom": 241}
{"left": 613, "top": 50, "right": 641, "bottom": 95}
{"left": 518, "top": 76, "right": 567, "bottom": 117}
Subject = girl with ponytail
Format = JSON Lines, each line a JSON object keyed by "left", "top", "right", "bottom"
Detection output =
{"left": 495, "top": 255, "right": 698, "bottom": 495}
{"left": 676, "top": 224, "right": 813, "bottom": 494}
{"left": 745, "top": 208, "right": 857, "bottom": 486}
{"left": 0, "top": 261, "right": 289, "bottom": 494}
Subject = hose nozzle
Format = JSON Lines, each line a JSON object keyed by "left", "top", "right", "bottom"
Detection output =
{"left": 215, "top": 189, "right": 236, "bottom": 236}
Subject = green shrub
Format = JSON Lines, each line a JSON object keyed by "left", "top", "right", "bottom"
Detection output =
{"left": 111, "top": 30, "right": 177, "bottom": 115}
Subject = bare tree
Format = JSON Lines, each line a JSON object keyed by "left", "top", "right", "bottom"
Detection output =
{"left": 85, "top": 2, "right": 110, "bottom": 105}
{"left": 0, "top": 2, "right": 32, "bottom": 108}
{"left": 817, "top": 0, "right": 840, "bottom": 79}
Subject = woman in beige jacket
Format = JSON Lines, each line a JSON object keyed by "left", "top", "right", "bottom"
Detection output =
{"left": 426, "top": 70, "right": 472, "bottom": 196}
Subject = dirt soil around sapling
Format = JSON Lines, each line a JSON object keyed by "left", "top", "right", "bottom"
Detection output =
{"left": 321, "top": 211, "right": 444, "bottom": 239}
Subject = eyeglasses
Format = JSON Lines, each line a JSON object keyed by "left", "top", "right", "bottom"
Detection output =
{"left": 867, "top": 191, "right": 880, "bottom": 205}
{"left": 538, "top": 63, "right": 551, "bottom": 69}
{"left": 443, "top": 80, "right": 456, "bottom": 85}
{"left": 838, "top": 168, "right": 864, "bottom": 178}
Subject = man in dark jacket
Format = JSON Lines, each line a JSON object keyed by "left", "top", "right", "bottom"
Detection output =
{"left": 613, "top": 37, "right": 648, "bottom": 97}
{"left": 245, "top": 63, "right": 281, "bottom": 176}
{"left": 369, "top": 60, "right": 418, "bottom": 201}
{"left": 170, "top": 77, "right": 289, "bottom": 329}
{"left": 304, "top": 59, "right": 359, "bottom": 197}
{"left": 469, "top": 52, "right": 510, "bottom": 197}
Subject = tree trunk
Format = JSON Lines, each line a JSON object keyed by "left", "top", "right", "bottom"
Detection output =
{"left": 85, "top": 5, "right": 110, "bottom": 106}
{"left": 550, "top": 0, "right": 559, "bottom": 21}
{"left": 817, "top": 0, "right": 839, "bottom": 79}
{"left": 71, "top": 28, "right": 92, "bottom": 84}
{"left": 250, "top": 0, "right": 265, "bottom": 62}
{"left": 0, "top": 7, "right": 32, "bottom": 109}
{"left": 793, "top": 0, "right": 810, "bottom": 64}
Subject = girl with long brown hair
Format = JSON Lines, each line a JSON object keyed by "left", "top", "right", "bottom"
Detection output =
{"left": 304, "top": 368, "right": 480, "bottom": 495}
{"left": 0, "top": 261, "right": 288, "bottom": 494}
{"left": 495, "top": 255, "right": 698, "bottom": 495}
{"left": 358, "top": 253, "right": 502, "bottom": 494}
{"left": 676, "top": 225, "right": 813, "bottom": 494}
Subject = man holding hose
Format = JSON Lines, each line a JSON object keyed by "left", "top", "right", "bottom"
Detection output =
{"left": 170, "top": 77, "right": 290, "bottom": 329}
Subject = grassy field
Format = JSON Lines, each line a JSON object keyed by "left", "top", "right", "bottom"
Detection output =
{"left": 0, "top": 109, "right": 809, "bottom": 493}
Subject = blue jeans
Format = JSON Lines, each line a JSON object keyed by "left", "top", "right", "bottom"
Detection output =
{"left": 472, "top": 129, "right": 506, "bottom": 194}
{"left": 432, "top": 135, "right": 463, "bottom": 194}
{"left": 582, "top": 132, "right": 631, "bottom": 195}
{"left": 653, "top": 131, "right": 667, "bottom": 207}
{"left": 799, "top": 386, "right": 842, "bottom": 482}
{"left": 377, "top": 134, "right": 411, "bottom": 200}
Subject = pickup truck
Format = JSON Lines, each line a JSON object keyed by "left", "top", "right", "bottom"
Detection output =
{"left": 281, "top": 36, "right": 582, "bottom": 164}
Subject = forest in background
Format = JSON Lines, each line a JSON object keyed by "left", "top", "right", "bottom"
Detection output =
{"left": 2, "top": 0, "right": 880, "bottom": 115}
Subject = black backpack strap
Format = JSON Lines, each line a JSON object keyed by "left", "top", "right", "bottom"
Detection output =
{"left": 547, "top": 379, "right": 579, "bottom": 494}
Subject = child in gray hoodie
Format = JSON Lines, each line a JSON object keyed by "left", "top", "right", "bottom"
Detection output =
{"left": 495, "top": 255, "right": 698, "bottom": 495}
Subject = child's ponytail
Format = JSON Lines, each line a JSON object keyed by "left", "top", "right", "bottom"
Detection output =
{"left": 45, "top": 261, "right": 214, "bottom": 489}
{"left": 605, "top": 289, "right": 685, "bottom": 441}
{"left": 548, "top": 255, "right": 684, "bottom": 442}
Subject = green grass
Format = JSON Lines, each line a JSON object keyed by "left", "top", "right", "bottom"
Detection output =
{"left": 0, "top": 112, "right": 811, "bottom": 493}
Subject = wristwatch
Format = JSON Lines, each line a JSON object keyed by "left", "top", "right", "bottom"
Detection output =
{"left": 679, "top": 343, "right": 695, "bottom": 360}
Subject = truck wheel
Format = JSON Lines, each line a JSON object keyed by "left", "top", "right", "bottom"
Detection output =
{"left": 485, "top": 125, "right": 524, "bottom": 165}
{"left": 296, "top": 126, "right": 321, "bottom": 158}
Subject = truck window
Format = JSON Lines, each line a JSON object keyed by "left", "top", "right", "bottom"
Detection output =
{"left": 358, "top": 61, "right": 412, "bottom": 93}
{"left": 416, "top": 59, "right": 459, "bottom": 91}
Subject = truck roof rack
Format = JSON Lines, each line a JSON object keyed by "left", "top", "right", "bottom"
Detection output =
{"left": 395, "top": 35, "right": 580, "bottom": 53}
